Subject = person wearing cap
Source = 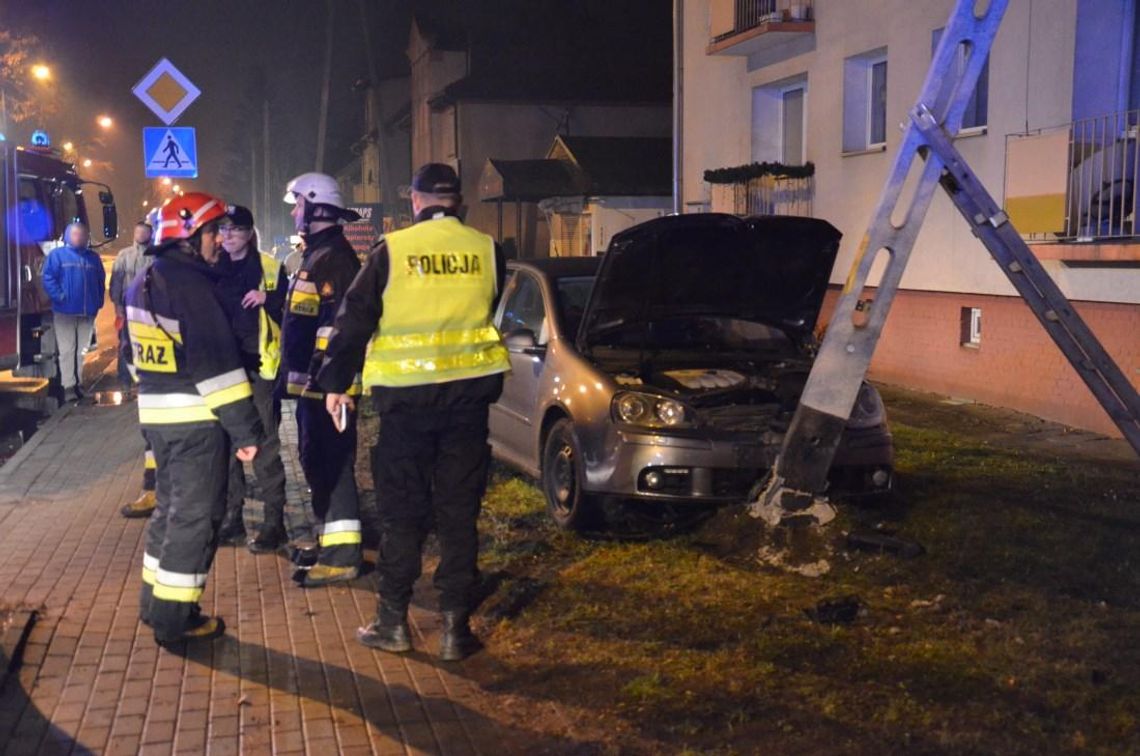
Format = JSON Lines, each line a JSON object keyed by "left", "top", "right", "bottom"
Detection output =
{"left": 279, "top": 173, "right": 364, "bottom": 587}
{"left": 317, "top": 163, "right": 509, "bottom": 661}
{"left": 211, "top": 205, "right": 291, "bottom": 553}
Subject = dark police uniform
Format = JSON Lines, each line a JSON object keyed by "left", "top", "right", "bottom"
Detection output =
{"left": 126, "top": 241, "right": 263, "bottom": 644}
{"left": 317, "top": 205, "right": 507, "bottom": 625}
{"left": 213, "top": 243, "right": 289, "bottom": 545}
{"left": 279, "top": 224, "right": 363, "bottom": 569}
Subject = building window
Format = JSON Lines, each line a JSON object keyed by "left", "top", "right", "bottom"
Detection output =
{"left": 843, "top": 48, "right": 888, "bottom": 152}
{"left": 752, "top": 74, "right": 808, "bottom": 165}
{"left": 932, "top": 28, "right": 989, "bottom": 130}
{"left": 960, "top": 307, "right": 982, "bottom": 347}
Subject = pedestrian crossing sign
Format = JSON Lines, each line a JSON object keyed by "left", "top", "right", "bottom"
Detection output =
{"left": 143, "top": 127, "right": 198, "bottom": 179}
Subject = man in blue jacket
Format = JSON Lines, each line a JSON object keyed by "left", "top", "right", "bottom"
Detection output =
{"left": 42, "top": 222, "right": 106, "bottom": 403}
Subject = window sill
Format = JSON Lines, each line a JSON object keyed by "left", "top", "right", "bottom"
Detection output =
{"left": 954, "top": 125, "right": 988, "bottom": 139}
{"left": 841, "top": 144, "right": 887, "bottom": 158}
{"left": 960, "top": 342, "right": 981, "bottom": 350}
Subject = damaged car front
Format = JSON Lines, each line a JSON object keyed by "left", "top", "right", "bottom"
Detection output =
{"left": 491, "top": 213, "right": 894, "bottom": 530}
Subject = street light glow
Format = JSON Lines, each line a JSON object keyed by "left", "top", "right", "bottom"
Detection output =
{"left": 82, "top": 158, "right": 92, "bottom": 168}
{"left": 31, "top": 64, "right": 51, "bottom": 81}
{"left": 161, "top": 177, "right": 172, "bottom": 186}
{"left": 61, "top": 141, "right": 74, "bottom": 152}
{"left": 142, "top": 200, "right": 149, "bottom": 207}
{"left": 97, "top": 115, "right": 113, "bottom": 129}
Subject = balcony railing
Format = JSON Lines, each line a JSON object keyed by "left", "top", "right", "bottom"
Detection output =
{"left": 1005, "top": 110, "right": 1139, "bottom": 244}
{"left": 709, "top": 175, "right": 814, "bottom": 218}
{"left": 1066, "top": 110, "right": 1138, "bottom": 240}
{"left": 711, "top": 0, "right": 814, "bottom": 43}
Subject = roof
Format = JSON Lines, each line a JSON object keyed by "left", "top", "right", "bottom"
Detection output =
{"left": 509, "top": 257, "right": 602, "bottom": 279}
{"left": 479, "top": 159, "right": 585, "bottom": 203}
{"left": 480, "top": 137, "right": 672, "bottom": 202}
{"left": 554, "top": 137, "right": 673, "bottom": 197}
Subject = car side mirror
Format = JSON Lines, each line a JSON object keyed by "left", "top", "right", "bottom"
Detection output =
{"left": 504, "top": 328, "right": 546, "bottom": 357}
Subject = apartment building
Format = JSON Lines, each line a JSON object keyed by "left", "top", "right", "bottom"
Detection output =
{"left": 682, "top": 0, "right": 1140, "bottom": 435}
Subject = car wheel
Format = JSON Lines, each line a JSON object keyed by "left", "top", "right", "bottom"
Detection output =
{"left": 541, "top": 418, "right": 597, "bottom": 531}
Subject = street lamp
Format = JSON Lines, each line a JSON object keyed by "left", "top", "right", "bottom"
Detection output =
{"left": 82, "top": 158, "right": 92, "bottom": 168}
{"left": 31, "top": 64, "right": 51, "bottom": 82}
{"left": 62, "top": 141, "right": 74, "bottom": 153}
{"left": 96, "top": 115, "right": 113, "bottom": 130}
{"left": 172, "top": 184, "right": 180, "bottom": 193}
{"left": 161, "top": 177, "right": 172, "bottom": 186}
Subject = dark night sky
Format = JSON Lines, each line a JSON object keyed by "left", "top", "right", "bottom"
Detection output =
{"left": 2, "top": 0, "right": 411, "bottom": 240}
{"left": 0, "top": 1, "right": 671, "bottom": 243}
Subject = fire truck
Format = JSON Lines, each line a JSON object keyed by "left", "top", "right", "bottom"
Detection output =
{"left": 0, "top": 134, "right": 117, "bottom": 389}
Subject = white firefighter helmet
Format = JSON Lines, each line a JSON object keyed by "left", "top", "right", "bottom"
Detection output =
{"left": 283, "top": 172, "right": 347, "bottom": 209}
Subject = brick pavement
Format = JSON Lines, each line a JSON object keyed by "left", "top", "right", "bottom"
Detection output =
{"left": 0, "top": 399, "right": 578, "bottom": 755}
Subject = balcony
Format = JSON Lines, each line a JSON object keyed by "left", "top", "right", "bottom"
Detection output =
{"left": 708, "top": 0, "right": 815, "bottom": 59}
{"left": 706, "top": 163, "right": 814, "bottom": 218}
{"left": 1004, "top": 110, "right": 1140, "bottom": 263}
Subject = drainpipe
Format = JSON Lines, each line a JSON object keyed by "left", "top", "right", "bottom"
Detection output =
{"left": 1117, "top": 0, "right": 1136, "bottom": 114}
{"left": 673, "top": 0, "right": 684, "bottom": 214}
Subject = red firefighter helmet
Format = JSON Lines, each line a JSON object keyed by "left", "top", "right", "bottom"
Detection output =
{"left": 154, "top": 192, "right": 228, "bottom": 244}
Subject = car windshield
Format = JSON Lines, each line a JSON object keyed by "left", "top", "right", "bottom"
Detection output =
{"left": 588, "top": 314, "right": 794, "bottom": 353}
{"left": 554, "top": 275, "right": 595, "bottom": 337}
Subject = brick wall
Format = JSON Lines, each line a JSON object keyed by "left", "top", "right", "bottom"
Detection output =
{"left": 818, "top": 289, "right": 1140, "bottom": 437}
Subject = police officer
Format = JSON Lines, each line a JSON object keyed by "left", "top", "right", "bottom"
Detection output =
{"left": 318, "top": 163, "right": 509, "bottom": 661}
{"left": 126, "top": 192, "right": 263, "bottom": 646}
{"left": 280, "top": 173, "right": 363, "bottom": 586}
{"left": 212, "top": 205, "right": 291, "bottom": 552}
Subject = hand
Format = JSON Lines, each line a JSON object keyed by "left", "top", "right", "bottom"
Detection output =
{"left": 326, "top": 393, "right": 355, "bottom": 431}
{"left": 241, "top": 290, "right": 267, "bottom": 308}
{"left": 235, "top": 446, "right": 258, "bottom": 462}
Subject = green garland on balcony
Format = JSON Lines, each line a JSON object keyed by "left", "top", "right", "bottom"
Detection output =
{"left": 704, "top": 161, "right": 816, "bottom": 184}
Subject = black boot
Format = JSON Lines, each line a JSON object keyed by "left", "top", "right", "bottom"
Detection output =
{"left": 216, "top": 506, "right": 247, "bottom": 546}
{"left": 356, "top": 603, "right": 412, "bottom": 653}
{"left": 247, "top": 526, "right": 287, "bottom": 554}
{"left": 439, "top": 610, "right": 483, "bottom": 662}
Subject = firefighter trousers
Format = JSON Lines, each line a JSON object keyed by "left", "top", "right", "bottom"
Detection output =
{"left": 296, "top": 396, "right": 361, "bottom": 567}
{"left": 222, "top": 373, "right": 288, "bottom": 536}
{"left": 139, "top": 423, "right": 227, "bottom": 642}
{"left": 373, "top": 406, "right": 492, "bottom": 613}
{"left": 142, "top": 440, "right": 156, "bottom": 492}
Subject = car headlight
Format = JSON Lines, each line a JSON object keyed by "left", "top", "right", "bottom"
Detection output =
{"left": 612, "top": 391, "right": 694, "bottom": 429}
{"left": 847, "top": 383, "right": 886, "bottom": 429}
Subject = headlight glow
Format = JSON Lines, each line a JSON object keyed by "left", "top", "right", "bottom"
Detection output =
{"left": 612, "top": 392, "right": 694, "bottom": 429}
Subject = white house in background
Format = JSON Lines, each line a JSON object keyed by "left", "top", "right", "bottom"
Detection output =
{"left": 682, "top": 0, "right": 1140, "bottom": 436}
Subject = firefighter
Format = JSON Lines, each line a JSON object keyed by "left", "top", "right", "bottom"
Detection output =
{"left": 317, "top": 163, "right": 509, "bottom": 661}
{"left": 126, "top": 192, "right": 263, "bottom": 646}
{"left": 280, "top": 172, "right": 363, "bottom": 586}
{"left": 212, "top": 205, "right": 290, "bottom": 552}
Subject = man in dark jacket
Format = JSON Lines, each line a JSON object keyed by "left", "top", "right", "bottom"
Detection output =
{"left": 280, "top": 173, "right": 363, "bottom": 587}
{"left": 42, "top": 222, "right": 105, "bottom": 403}
{"left": 212, "top": 205, "right": 290, "bottom": 552}
{"left": 318, "top": 163, "right": 508, "bottom": 661}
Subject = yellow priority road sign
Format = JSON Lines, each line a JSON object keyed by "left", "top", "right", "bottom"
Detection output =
{"left": 132, "top": 58, "right": 201, "bottom": 126}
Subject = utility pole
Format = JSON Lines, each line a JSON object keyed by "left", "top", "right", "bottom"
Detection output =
{"left": 250, "top": 137, "right": 258, "bottom": 229}
{"left": 672, "top": 0, "right": 684, "bottom": 214}
{"left": 358, "top": 0, "right": 390, "bottom": 209}
{"left": 263, "top": 99, "right": 271, "bottom": 241}
{"left": 315, "top": 0, "right": 334, "bottom": 172}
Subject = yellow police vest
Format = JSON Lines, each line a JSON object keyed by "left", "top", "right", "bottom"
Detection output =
{"left": 362, "top": 216, "right": 509, "bottom": 388}
{"left": 257, "top": 252, "right": 283, "bottom": 381}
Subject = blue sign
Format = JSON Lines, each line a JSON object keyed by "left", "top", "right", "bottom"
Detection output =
{"left": 143, "top": 126, "right": 197, "bottom": 179}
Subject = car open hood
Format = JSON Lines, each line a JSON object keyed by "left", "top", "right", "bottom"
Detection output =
{"left": 578, "top": 213, "right": 842, "bottom": 350}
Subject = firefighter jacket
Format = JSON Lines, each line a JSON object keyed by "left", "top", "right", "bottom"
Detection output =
{"left": 316, "top": 207, "right": 508, "bottom": 413}
{"left": 125, "top": 242, "right": 263, "bottom": 449}
{"left": 214, "top": 248, "right": 286, "bottom": 377}
{"left": 279, "top": 225, "right": 361, "bottom": 399}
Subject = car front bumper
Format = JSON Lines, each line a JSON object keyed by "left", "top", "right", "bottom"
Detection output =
{"left": 581, "top": 424, "right": 894, "bottom": 504}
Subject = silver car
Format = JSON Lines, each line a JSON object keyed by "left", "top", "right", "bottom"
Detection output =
{"left": 490, "top": 213, "right": 893, "bottom": 530}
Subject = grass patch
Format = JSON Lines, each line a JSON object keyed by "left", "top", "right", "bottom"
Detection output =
{"left": 474, "top": 400, "right": 1140, "bottom": 754}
